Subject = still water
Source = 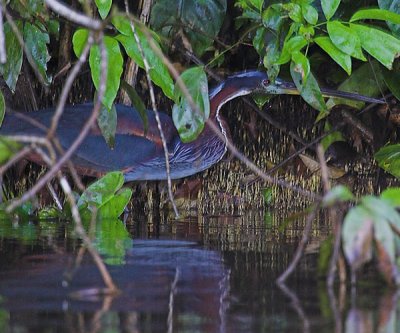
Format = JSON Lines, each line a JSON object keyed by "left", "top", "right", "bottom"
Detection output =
{"left": 0, "top": 212, "right": 396, "bottom": 333}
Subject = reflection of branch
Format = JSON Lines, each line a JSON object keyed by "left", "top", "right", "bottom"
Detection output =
{"left": 277, "top": 282, "right": 310, "bottom": 333}
{"left": 277, "top": 202, "right": 321, "bottom": 283}
{"left": 124, "top": 2, "right": 180, "bottom": 217}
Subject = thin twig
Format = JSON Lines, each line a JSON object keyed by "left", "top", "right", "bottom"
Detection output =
{"left": 140, "top": 24, "right": 320, "bottom": 200}
{"left": 277, "top": 202, "right": 321, "bottom": 283}
{"left": 124, "top": 4, "right": 180, "bottom": 217}
{"left": 6, "top": 34, "right": 107, "bottom": 212}
{"left": 0, "top": 4, "right": 6, "bottom": 64}
{"left": 317, "top": 144, "right": 330, "bottom": 193}
{"left": 45, "top": 0, "right": 102, "bottom": 30}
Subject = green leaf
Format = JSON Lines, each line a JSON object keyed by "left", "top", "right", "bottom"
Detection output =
{"left": 72, "top": 29, "right": 89, "bottom": 57}
{"left": 291, "top": 51, "right": 310, "bottom": 83}
{"left": 350, "top": 8, "right": 400, "bottom": 24}
{"left": 0, "top": 137, "right": 21, "bottom": 164}
{"left": 262, "top": 5, "right": 284, "bottom": 30}
{"left": 0, "top": 21, "right": 23, "bottom": 92}
{"left": 113, "top": 18, "right": 174, "bottom": 100}
{"left": 290, "top": 64, "right": 327, "bottom": 112}
{"left": 381, "top": 188, "right": 400, "bottom": 207}
{"left": 120, "top": 80, "right": 148, "bottom": 134}
{"left": 283, "top": 3, "right": 302, "bottom": 23}
{"left": 23, "top": 22, "right": 51, "bottom": 85}
{"left": 78, "top": 171, "right": 125, "bottom": 210}
{"left": 378, "top": 0, "right": 400, "bottom": 38}
{"left": 362, "top": 196, "right": 400, "bottom": 231}
{"left": 350, "top": 23, "right": 400, "bottom": 70}
{"left": 327, "top": 21, "right": 366, "bottom": 61}
{"left": 150, "top": 0, "right": 227, "bottom": 56}
{"left": 277, "top": 36, "right": 308, "bottom": 64}
{"left": 97, "top": 103, "right": 117, "bottom": 149}
{"left": 94, "top": 0, "right": 112, "bottom": 19}
{"left": 172, "top": 67, "right": 209, "bottom": 142}
{"left": 342, "top": 205, "right": 373, "bottom": 270}
{"left": 323, "top": 185, "right": 354, "bottom": 206}
{"left": 98, "top": 188, "right": 132, "bottom": 219}
{"left": 315, "top": 36, "right": 351, "bottom": 75}
{"left": 375, "top": 144, "right": 400, "bottom": 179}
{"left": 301, "top": 4, "right": 318, "bottom": 25}
{"left": 89, "top": 36, "right": 123, "bottom": 110}
{"left": 326, "top": 60, "right": 385, "bottom": 109}
{"left": 321, "top": 0, "right": 341, "bottom": 20}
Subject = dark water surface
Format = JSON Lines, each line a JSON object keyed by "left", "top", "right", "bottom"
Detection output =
{"left": 0, "top": 213, "right": 395, "bottom": 333}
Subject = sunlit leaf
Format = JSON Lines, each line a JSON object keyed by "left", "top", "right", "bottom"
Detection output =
{"left": 291, "top": 51, "right": 310, "bottom": 84}
{"left": 378, "top": 0, "right": 400, "bottom": 38}
{"left": 277, "top": 36, "right": 308, "bottom": 64}
{"left": 290, "top": 65, "right": 327, "bottom": 112}
{"left": 321, "top": 0, "right": 341, "bottom": 20}
{"left": 98, "top": 188, "right": 132, "bottom": 219}
{"left": 315, "top": 36, "right": 351, "bottom": 75}
{"left": 301, "top": 4, "right": 318, "bottom": 25}
{"left": 327, "top": 21, "right": 366, "bottom": 61}
{"left": 342, "top": 206, "right": 374, "bottom": 270}
{"left": 94, "top": 0, "right": 112, "bottom": 19}
{"left": 283, "top": 3, "right": 302, "bottom": 23}
{"left": 381, "top": 187, "right": 400, "bottom": 208}
{"left": 350, "top": 23, "right": 400, "bottom": 70}
{"left": 120, "top": 80, "right": 148, "bottom": 134}
{"left": 23, "top": 22, "right": 51, "bottom": 85}
{"left": 89, "top": 36, "right": 123, "bottom": 110}
{"left": 0, "top": 21, "right": 23, "bottom": 92}
{"left": 323, "top": 185, "right": 354, "bottom": 207}
{"left": 72, "top": 28, "right": 89, "bottom": 57}
{"left": 350, "top": 8, "right": 400, "bottom": 24}
{"left": 113, "top": 17, "right": 174, "bottom": 100}
{"left": 77, "top": 171, "right": 125, "bottom": 210}
{"left": 375, "top": 144, "right": 400, "bottom": 179}
{"left": 172, "top": 67, "right": 209, "bottom": 142}
{"left": 150, "top": 0, "right": 227, "bottom": 56}
{"left": 262, "top": 5, "right": 284, "bottom": 30}
{"left": 0, "top": 137, "right": 21, "bottom": 164}
{"left": 97, "top": 103, "right": 117, "bottom": 149}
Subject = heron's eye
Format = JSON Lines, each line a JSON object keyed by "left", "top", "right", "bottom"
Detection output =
{"left": 262, "top": 79, "right": 270, "bottom": 85}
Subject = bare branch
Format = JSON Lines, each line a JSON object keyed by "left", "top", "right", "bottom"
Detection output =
{"left": 45, "top": 0, "right": 102, "bottom": 30}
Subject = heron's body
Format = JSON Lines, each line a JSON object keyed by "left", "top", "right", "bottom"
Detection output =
{"left": 0, "top": 71, "right": 384, "bottom": 181}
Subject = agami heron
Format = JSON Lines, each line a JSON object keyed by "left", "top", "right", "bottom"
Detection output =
{"left": 0, "top": 71, "right": 383, "bottom": 181}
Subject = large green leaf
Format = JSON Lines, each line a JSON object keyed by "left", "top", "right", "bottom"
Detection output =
{"left": 301, "top": 3, "right": 318, "bottom": 25}
{"left": 291, "top": 51, "right": 310, "bottom": 83}
{"left": 378, "top": 0, "right": 400, "bottom": 38}
{"left": 0, "top": 21, "right": 23, "bottom": 92}
{"left": 350, "top": 23, "right": 400, "bottom": 70}
{"left": 94, "top": 0, "right": 112, "bottom": 19}
{"left": 72, "top": 28, "right": 89, "bottom": 57}
{"left": 381, "top": 188, "right": 400, "bottom": 207}
{"left": 290, "top": 64, "right": 327, "bottom": 112}
{"left": 98, "top": 188, "right": 132, "bottom": 219}
{"left": 113, "top": 16, "right": 174, "bottom": 100}
{"left": 77, "top": 171, "right": 125, "bottom": 210}
{"left": 23, "top": 22, "right": 51, "bottom": 85}
{"left": 321, "top": 0, "right": 341, "bottom": 20}
{"left": 97, "top": 103, "right": 117, "bottom": 149}
{"left": 0, "top": 137, "right": 21, "bottom": 164}
{"left": 277, "top": 35, "right": 308, "bottom": 64}
{"left": 375, "top": 144, "right": 400, "bottom": 179}
{"left": 150, "top": 0, "right": 227, "bottom": 56}
{"left": 172, "top": 67, "right": 209, "bottom": 142}
{"left": 327, "top": 21, "right": 366, "bottom": 61}
{"left": 315, "top": 36, "right": 351, "bottom": 75}
{"left": 326, "top": 60, "right": 385, "bottom": 109}
{"left": 350, "top": 8, "right": 400, "bottom": 24}
{"left": 89, "top": 36, "right": 123, "bottom": 110}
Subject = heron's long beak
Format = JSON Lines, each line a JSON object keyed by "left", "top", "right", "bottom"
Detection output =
{"left": 266, "top": 78, "right": 385, "bottom": 104}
